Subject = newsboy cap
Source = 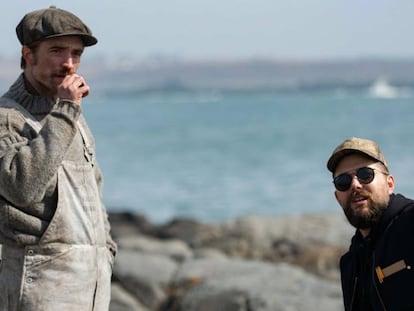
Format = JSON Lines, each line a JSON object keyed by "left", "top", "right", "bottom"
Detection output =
{"left": 16, "top": 6, "right": 97, "bottom": 46}
{"left": 327, "top": 137, "right": 388, "bottom": 173}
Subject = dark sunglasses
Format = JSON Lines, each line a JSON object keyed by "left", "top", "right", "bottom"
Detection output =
{"left": 333, "top": 166, "right": 388, "bottom": 192}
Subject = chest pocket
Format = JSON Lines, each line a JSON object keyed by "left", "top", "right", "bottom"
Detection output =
{"left": 64, "top": 131, "right": 88, "bottom": 163}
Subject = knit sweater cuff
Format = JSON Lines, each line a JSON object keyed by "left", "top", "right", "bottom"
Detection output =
{"left": 52, "top": 100, "right": 82, "bottom": 122}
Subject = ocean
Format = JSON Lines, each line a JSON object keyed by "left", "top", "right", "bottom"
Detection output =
{"left": 83, "top": 84, "right": 414, "bottom": 223}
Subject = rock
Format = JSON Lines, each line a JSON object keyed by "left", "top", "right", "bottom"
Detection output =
{"left": 156, "top": 218, "right": 221, "bottom": 247}
{"left": 193, "top": 247, "right": 228, "bottom": 259}
{"left": 110, "top": 283, "right": 149, "bottom": 311}
{"left": 116, "top": 234, "right": 193, "bottom": 262}
{"left": 113, "top": 249, "right": 178, "bottom": 309}
{"left": 180, "top": 288, "right": 251, "bottom": 311}
{"left": 108, "top": 212, "right": 352, "bottom": 310}
{"left": 173, "top": 258, "right": 343, "bottom": 311}
{"left": 109, "top": 212, "right": 157, "bottom": 239}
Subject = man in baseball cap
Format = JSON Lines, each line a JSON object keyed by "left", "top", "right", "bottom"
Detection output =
{"left": 0, "top": 7, "right": 116, "bottom": 310}
{"left": 327, "top": 137, "right": 414, "bottom": 310}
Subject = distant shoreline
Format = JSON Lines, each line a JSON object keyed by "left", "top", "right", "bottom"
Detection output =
{"left": 2, "top": 57, "right": 414, "bottom": 93}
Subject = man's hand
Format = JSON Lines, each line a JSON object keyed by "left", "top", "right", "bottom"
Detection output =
{"left": 57, "top": 74, "right": 90, "bottom": 105}
{"left": 0, "top": 201, "right": 49, "bottom": 245}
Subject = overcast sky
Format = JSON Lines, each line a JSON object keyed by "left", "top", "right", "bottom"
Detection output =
{"left": 2, "top": 1, "right": 414, "bottom": 61}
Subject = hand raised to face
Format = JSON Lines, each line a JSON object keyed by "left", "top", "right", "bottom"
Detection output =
{"left": 57, "top": 74, "right": 89, "bottom": 105}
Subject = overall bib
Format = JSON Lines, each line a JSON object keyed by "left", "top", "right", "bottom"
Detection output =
{"left": 0, "top": 99, "right": 113, "bottom": 310}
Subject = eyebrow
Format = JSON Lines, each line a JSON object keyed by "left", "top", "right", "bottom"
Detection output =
{"left": 334, "top": 165, "right": 374, "bottom": 178}
{"left": 48, "top": 44, "right": 84, "bottom": 54}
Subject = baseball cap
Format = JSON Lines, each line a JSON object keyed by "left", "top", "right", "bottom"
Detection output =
{"left": 16, "top": 6, "right": 97, "bottom": 47}
{"left": 327, "top": 137, "right": 388, "bottom": 173}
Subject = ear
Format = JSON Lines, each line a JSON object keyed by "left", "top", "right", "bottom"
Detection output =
{"left": 387, "top": 174, "right": 395, "bottom": 194}
{"left": 334, "top": 191, "right": 339, "bottom": 201}
{"left": 22, "top": 46, "right": 34, "bottom": 65}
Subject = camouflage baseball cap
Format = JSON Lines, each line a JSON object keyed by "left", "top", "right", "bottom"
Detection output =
{"left": 327, "top": 137, "right": 388, "bottom": 173}
{"left": 16, "top": 6, "right": 97, "bottom": 47}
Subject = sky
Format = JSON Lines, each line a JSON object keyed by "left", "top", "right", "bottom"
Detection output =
{"left": 2, "top": 1, "right": 414, "bottom": 62}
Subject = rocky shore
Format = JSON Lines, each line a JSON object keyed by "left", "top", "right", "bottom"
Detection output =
{"left": 108, "top": 212, "right": 354, "bottom": 311}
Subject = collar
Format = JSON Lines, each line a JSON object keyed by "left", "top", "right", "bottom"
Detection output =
{"left": 351, "top": 194, "right": 413, "bottom": 247}
{"left": 2, "top": 73, "right": 55, "bottom": 115}
{"left": 370, "top": 193, "right": 412, "bottom": 238}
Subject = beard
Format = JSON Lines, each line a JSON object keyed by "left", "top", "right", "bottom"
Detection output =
{"left": 31, "top": 52, "right": 75, "bottom": 95}
{"left": 343, "top": 192, "right": 388, "bottom": 229}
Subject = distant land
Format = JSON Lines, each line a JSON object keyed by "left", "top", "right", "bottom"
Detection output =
{"left": 2, "top": 56, "right": 414, "bottom": 94}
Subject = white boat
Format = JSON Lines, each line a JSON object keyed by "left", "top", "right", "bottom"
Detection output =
{"left": 368, "top": 77, "right": 399, "bottom": 99}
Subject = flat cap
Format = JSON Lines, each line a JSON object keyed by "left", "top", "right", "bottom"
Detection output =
{"left": 16, "top": 6, "right": 97, "bottom": 46}
{"left": 327, "top": 137, "right": 388, "bottom": 173}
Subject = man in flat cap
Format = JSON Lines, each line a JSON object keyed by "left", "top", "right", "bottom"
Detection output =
{"left": 0, "top": 7, "right": 116, "bottom": 310}
{"left": 327, "top": 137, "right": 414, "bottom": 311}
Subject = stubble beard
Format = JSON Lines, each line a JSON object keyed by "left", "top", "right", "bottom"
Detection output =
{"left": 31, "top": 53, "right": 74, "bottom": 97}
{"left": 343, "top": 193, "right": 388, "bottom": 230}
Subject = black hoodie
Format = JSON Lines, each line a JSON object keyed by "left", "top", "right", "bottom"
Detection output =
{"left": 340, "top": 193, "right": 414, "bottom": 311}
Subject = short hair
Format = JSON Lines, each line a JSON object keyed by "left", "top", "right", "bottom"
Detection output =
{"left": 20, "top": 42, "right": 39, "bottom": 69}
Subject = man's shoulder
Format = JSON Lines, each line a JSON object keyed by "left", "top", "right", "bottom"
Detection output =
{"left": 0, "top": 97, "right": 16, "bottom": 114}
{"left": 0, "top": 96, "right": 18, "bottom": 107}
{"left": 0, "top": 97, "right": 22, "bottom": 116}
{"left": 387, "top": 194, "right": 414, "bottom": 234}
{"left": 391, "top": 193, "right": 414, "bottom": 214}
{"left": 0, "top": 97, "right": 29, "bottom": 127}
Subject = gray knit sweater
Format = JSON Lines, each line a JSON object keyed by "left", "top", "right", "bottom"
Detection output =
{"left": 0, "top": 74, "right": 115, "bottom": 251}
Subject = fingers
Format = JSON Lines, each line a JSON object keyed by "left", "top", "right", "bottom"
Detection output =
{"left": 6, "top": 204, "right": 49, "bottom": 237}
{"left": 0, "top": 203, "right": 49, "bottom": 245}
{"left": 9, "top": 232, "right": 41, "bottom": 245}
{"left": 57, "top": 74, "right": 90, "bottom": 105}
{"left": 70, "top": 74, "right": 90, "bottom": 97}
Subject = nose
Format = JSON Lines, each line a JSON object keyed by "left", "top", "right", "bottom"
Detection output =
{"left": 350, "top": 174, "right": 363, "bottom": 190}
{"left": 63, "top": 56, "right": 74, "bottom": 69}
{"left": 61, "top": 51, "right": 76, "bottom": 72}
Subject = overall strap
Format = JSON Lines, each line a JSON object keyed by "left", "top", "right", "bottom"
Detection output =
{"left": 77, "top": 118, "right": 95, "bottom": 166}
{"left": 0, "top": 98, "right": 94, "bottom": 165}
{"left": 0, "top": 97, "right": 42, "bottom": 133}
{"left": 0, "top": 97, "right": 95, "bottom": 165}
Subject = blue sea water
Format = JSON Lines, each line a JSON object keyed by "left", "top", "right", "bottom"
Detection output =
{"left": 83, "top": 88, "right": 414, "bottom": 223}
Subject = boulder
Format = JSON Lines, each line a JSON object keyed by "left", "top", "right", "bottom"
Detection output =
{"left": 108, "top": 212, "right": 351, "bottom": 310}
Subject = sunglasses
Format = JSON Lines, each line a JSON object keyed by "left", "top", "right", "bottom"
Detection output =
{"left": 333, "top": 166, "right": 388, "bottom": 192}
